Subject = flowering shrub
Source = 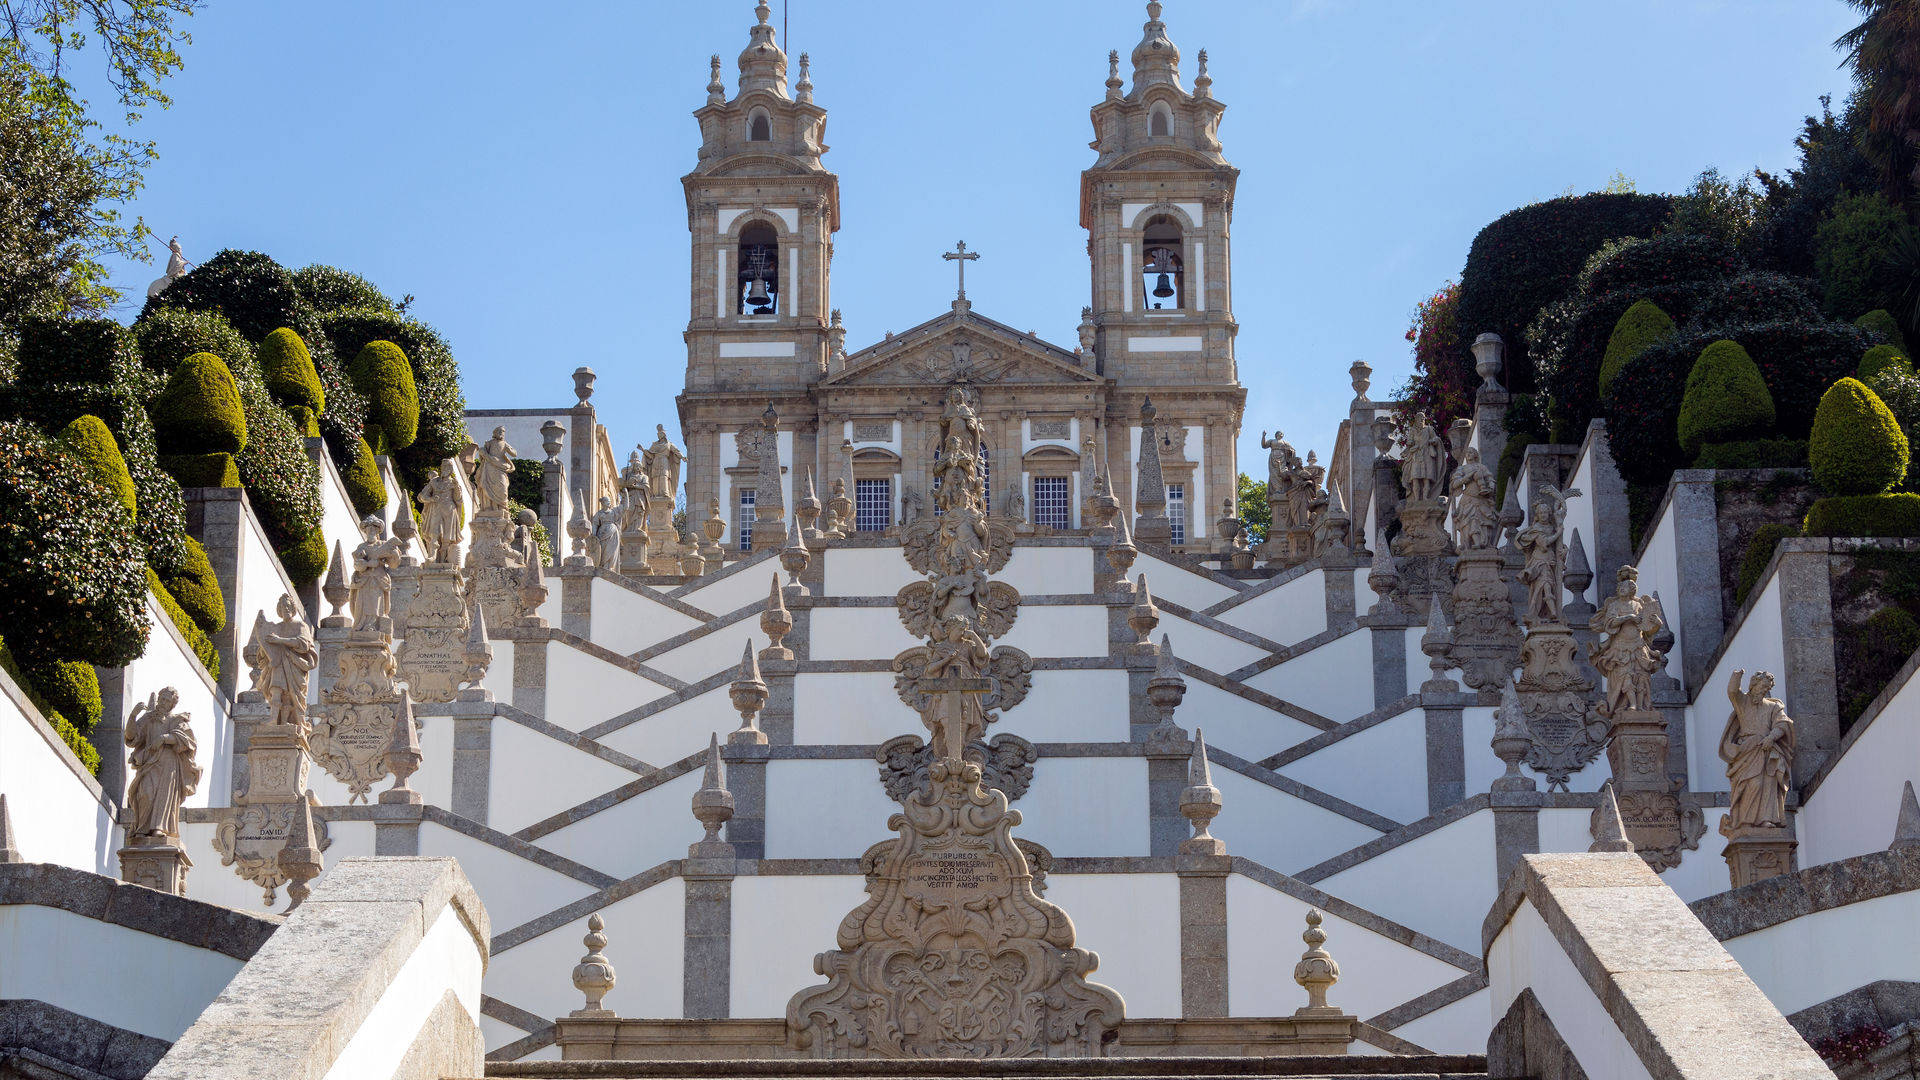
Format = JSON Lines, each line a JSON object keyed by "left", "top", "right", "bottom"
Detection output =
{"left": 1813, "top": 1023, "right": 1891, "bottom": 1065}
{"left": 1393, "top": 282, "right": 1472, "bottom": 436}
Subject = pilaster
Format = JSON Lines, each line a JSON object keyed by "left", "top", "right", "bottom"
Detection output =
{"left": 1776, "top": 543, "right": 1840, "bottom": 782}
{"left": 1176, "top": 852, "right": 1231, "bottom": 1018}
{"left": 513, "top": 632, "right": 548, "bottom": 719}
{"left": 182, "top": 487, "right": 249, "bottom": 700}
{"left": 560, "top": 566, "right": 593, "bottom": 640}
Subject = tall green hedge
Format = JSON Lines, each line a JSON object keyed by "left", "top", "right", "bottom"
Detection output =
{"left": 342, "top": 435, "right": 387, "bottom": 517}
{"left": 321, "top": 308, "right": 465, "bottom": 488}
{"left": 1598, "top": 300, "right": 1675, "bottom": 397}
{"left": 257, "top": 327, "right": 325, "bottom": 413}
{"left": 1815, "top": 192, "right": 1906, "bottom": 320}
{"left": 30, "top": 658, "right": 101, "bottom": 734}
{"left": 163, "top": 535, "right": 225, "bottom": 635}
{"left": 277, "top": 525, "right": 328, "bottom": 586}
{"left": 1679, "top": 340, "right": 1776, "bottom": 457}
{"left": 134, "top": 307, "right": 253, "bottom": 379}
{"left": 146, "top": 566, "right": 219, "bottom": 678}
{"left": 292, "top": 265, "right": 395, "bottom": 315}
{"left": 17, "top": 317, "right": 139, "bottom": 384}
{"left": 140, "top": 249, "right": 302, "bottom": 343}
{"left": 350, "top": 339, "right": 419, "bottom": 454}
{"left": 152, "top": 352, "right": 247, "bottom": 456}
{"left": 57, "top": 414, "right": 137, "bottom": 518}
{"left": 1811, "top": 377, "right": 1908, "bottom": 496}
{"left": 1857, "top": 308, "right": 1911, "bottom": 353}
{"left": 0, "top": 636, "right": 99, "bottom": 774}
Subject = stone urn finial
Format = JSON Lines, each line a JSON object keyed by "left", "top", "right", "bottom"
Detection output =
{"left": 780, "top": 514, "right": 811, "bottom": 592}
{"left": 761, "top": 573, "right": 794, "bottom": 659}
{"left": 1293, "top": 909, "right": 1341, "bottom": 1015}
{"left": 541, "top": 419, "right": 566, "bottom": 461}
{"left": 690, "top": 733, "right": 735, "bottom": 852}
{"left": 1491, "top": 680, "right": 1535, "bottom": 793}
{"left": 1590, "top": 781, "right": 1636, "bottom": 853}
{"left": 1349, "top": 360, "right": 1372, "bottom": 401}
{"left": 321, "top": 541, "right": 350, "bottom": 627}
{"left": 279, "top": 800, "right": 324, "bottom": 912}
{"left": 571, "top": 913, "right": 617, "bottom": 1017}
{"left": 572, "top": 367, "right": 596, "bottom": 405}
{"left": 729, "top": 639, "right": 770, "bottom": 744}
{"left": 1146, "top": 633, "right": 1187, "bottom": 722}
{"left": 1471, "top": 333, "right": 1506, "bottom": 392}
{"left": 1420, "top": 599, "right": 1457, "bottom": 693}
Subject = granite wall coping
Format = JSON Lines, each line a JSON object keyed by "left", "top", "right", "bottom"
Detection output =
{"left": 0, "top": 999, "right": 173, "bottom": 1080}
{"left": 1689, "top": 847, "right": 1920, "bottom": 942}
{"left": 0, "top": 862, "right": 278, "bottom": 961}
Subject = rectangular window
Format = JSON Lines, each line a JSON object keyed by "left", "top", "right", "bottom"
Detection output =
{"left": 1167, "top": 483, "right": 1186, "bottom": 545}
{"left": 855, "top": 478, "right": 893, "bottom": 532}
{"left": 1033, "top": 476, "right": 1070, "bottom": 529}
{"left": 737, "top": 488, "right": 755, "bottom": 552}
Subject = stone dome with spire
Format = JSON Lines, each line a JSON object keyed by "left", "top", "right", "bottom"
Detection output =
{"left": 736, "top": 0, "right": 788, "bottom": 101}
{"left": 1087, "top": 1, "right": 1229, "bottom": 168}
{"left": 690, "top": 1, "right": 830, "bottom": 176}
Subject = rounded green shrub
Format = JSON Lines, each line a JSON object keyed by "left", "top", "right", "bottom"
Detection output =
{"left": 258, "top": 327, "right": 325, "bottom": 412}
{"left": 133, "top": 308, "right": 252, "bottom": 379}
{"left": 158, "top": 452, "right": 240, "bottom": 489}
{"left": 29, "top": 658, "right": 102, "bottom": 734}
{"left": 1811, "top": 377, "right": 1909, "bottom": 496}
{"left": 16, "top": 317, "right": 138, "bottom": 384}
{"left": 1599, "top": 300, "right": 1676, "bottom": 397}
{"left": 1736, "top": 523, "right": 1802, "bottom": 605}
{"left": 277, "top": 525, "right": 328, "bottom": 586}
{"left": 1857, "top": 308, "right": 1910, "bottom": 353}
{"left": 292, "top": 265, "right": 394, "bottom": 314}
{"left": 162, "top": 535, "right": 225, "bottom": 635}
{"left": 1860, "top": 344, "right": 1912, "bottom": 383}
{"left": 1805, "top": 493, "right": 1920, "bottom": 536}
{"left": 152, "top": 352, "right": 247, "bottom": 456}
{"left": 57, "top": 415, "right": 137, "bottom": 518}
{"left": 286, "top": 405, "right": 320, "bottom": 437}
{"left": 139, "top": 249, "right": 301, "bottom": 343}
{"left": 1679, "top": 340, "right": 1777, "bottom": 457}
{"left": 342, "top": 435, "right": 387, "bottom": 517}
{"left": 350, "top": 340, "right": 419, "bottom": 454}
{"left": 146, "top": 567, "right": 219, "bottom": 678}
{"left": 322, "top": 309, "right": 464, "bottom": 490}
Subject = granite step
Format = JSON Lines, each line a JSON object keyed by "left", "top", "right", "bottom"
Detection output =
{"left": 480, "top": 1056, "right": 1493, "bottom": 1080}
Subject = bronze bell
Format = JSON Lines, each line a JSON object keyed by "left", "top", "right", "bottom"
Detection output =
{"left": 745, "top": 277, "right": 772, "bottom": 309}
{"left": 1153, "top": 272, "right": 1175, "bottom": 299}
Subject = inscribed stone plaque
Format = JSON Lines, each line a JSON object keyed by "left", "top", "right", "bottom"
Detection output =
{"left": 854, "top": 420, "right": 893, "bottom": 442}
{"left": 1030, "top": 418, "right": 1071, "bottom": 440}
{"left": 903, "top": 848, "right": 1011, "bottom": 910}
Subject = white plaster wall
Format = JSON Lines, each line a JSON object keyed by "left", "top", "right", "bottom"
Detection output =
{"left": 1404, "top": 626, "right": 1432, "bottom": 698}
{"left": 996, "top": 670, "right": 1131, "bottom": 744}
{"left": 535, "top": 770, "right": 704, "bottom": 883}
{"left": 0, "top": 905, "right": 246, "bottom": 1042}
{"left": 236, "top": 500, "right": 300, "bottom": 658}
{"left": 993, "top": 606, "right": 1109, "bottom": 660}
{"left": 1315, "top": 810, "right": 1495, "bottom": 955}
{"left": 1657, "top": 808, "right": 1730, "bottom": 903}
{"left": 311, "top": 444, "right": 364, "bottom": 584}
{"left": 731, "top": 875, "right": 868, "bottom": 1017}
{"left": 1277, "top": 709, "right": 1429, "bottom": 826}
{"left": 807, "top": 608, "right": 921, "bottom": 662}
{"left": 1130, "top": 552, "right": 1234, "bottom": 610}
{"left": 481, "top": 1016, "right": 556, "bottom": 1062}
{"left": 1390, "top": 986, "right": 1489, "bottom": 1055}
{"left": 1, "top": 687, "right": 114, "bottom": 874}
{"left": 1212, "top": 573, "right": 1327, "bottom": 648}
{"left": 823, "top": 547, "right": 923, "bottom": 598}
{"left": 462, "top": 416, "right": 552, "bottom": 466}
{"left": 1630, "top": 499, "right": 1684, "bottom": 702}
{"left": 678, "top": 559, "right": 781, "bottom": 617}
{"left": 486, "top": 879, "right": 683, "bottom": 1030}
{"left": 765, "top": 760, "right": 898, "bottom": 859}
{"left": 544, "top": 642, "right": 672, "bottom": 732}
{"left": 416, "top": 821, "right": 596, "bottom": 935}
{"left": 321, "top": 903, "right": 484, "bottom": 1080}
{"left": 1537, "top": 807, "right": 1599, "bottom": 856}
{"left": 793, "top": 672, "right": 917, "bottom": 744}
{"left": 1017, "top": 757, "right": 1149, "bottom": 857}
{"left": 1801, "top": 673, "right": 1920, "bottom": 866}
{"left": 1151, "top": 609, "right": 1268, "bottom": 674}
{"left": 1207, "top": 770, "right": 1380, "bottom": 874}
{"left": 596, "top": 684, "right": 746, "bottom": 768}
{"left": 1461, "top": 706, "right": 1504, "bottom": 797}
{"left": 118, "top": 595, "right": 231, "bottom": 803}
{"left": 647, "top": 623, "right": 761, "bottom": 684}
{"left": 485, "top": 720, "right": 643, "bottom": 834}
{"left": 178, "top": 818, "right": 377, "bottom": 914}
{"left": 1178, "top": 678, "right": 1322, "bottom": 764}
{"left": 1246, "top": 630, "right": 1374, "bottom": 723}
{"left": 1225, "top": 875, "right": 1471, "bottom": 1022}
{"left": 1692, "top": 572, "right": 1787, "bottom": 793}
{"left": 1001, "top": 547, "right": 1096, "bottom": 596}
{"left": 1723, "top": 890, "right": 1920, "bottom": 1017}
{"left": 1044, "top": 873, "right": 1181, "bottom": 1018}
{"left": 1486, "top": 901, "right": 1654, "bottom": 1080}
{"left": 589, "top": 577, "right": 702, "bottom": 656}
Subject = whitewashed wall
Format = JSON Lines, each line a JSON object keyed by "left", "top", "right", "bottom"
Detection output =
{"left": 1487, "top": 901, "right": 1653, "bottom": 1080}
{"left": 0, "top": 678, "right": 114, "bottom": 873}
{"left": 1722, "top": 888, "right": 1920, "bottom": 1019}
{"left": 1213, "top": 571, "right": 1328, "bottom": 648}
{"left": 1691, "top": 572, "right": 1788, "bottom": 794}
{"left": 1247, "top": 630, "right": 1374, "bottom": 723}
{"left": 1314, "top": 810, "right": 1495, "bottom": 955}
{"left": 1800, "top": 667, "right": 1920, "bottom": 866}
{"left": 116, "top": 592, "right": 232, "bottom": 807}
{"left": 0, "top": 904, "right": 246, "bottom": 1041}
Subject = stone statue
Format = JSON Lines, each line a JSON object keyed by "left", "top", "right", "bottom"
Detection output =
{"left": 1285, "top": 453, "right": 1319, "bottom": 528}
{"left": 124, "top": 687, "right": 200, "bottom": 842}
{"left": 1260, "top": 430, "right": 1299, "bottom": 492}
{"left": 472, "top": 427, "right": 517, "bottom": 516}
{"left": 642, "top": 424, "right": 685, "bottom": 500}
{"left": 419, "top": 463, "right": 465, "bottom": 564}
{"left": 261, "top": 593, "right": 316, "bottom": 731}
{"left": 512, "top": 508, "right": 540, "bottom": 566}
{"left": 1721, "top": 670, "right": 1795, "bottom": 830}
{"left": 1001, "top": 480, "right": 1026, "bottom": 522}
{"left": 621, "top": 465, "right": 651, "bottom": 533}
{"left": 901, "top": 484, "right": 924, "bottom": 524}
{"left": 1588, "top": 566, "right": 1662, "bottom": 716}
{"left": 590, "top": 496, "right": 621, "bottom": 569}
{"left": 1402, "top": 412, "right": 1444, "bottom": 503}
{"left": 147, "top": 235, "right": 193, "bottom": 298}
{"left": 1449, "top": 446, "right": 1499, "bottom": 551}
{"left": 349, "top": 518, "right": 405, "bottom": 632}
{"left": 1516, "top": 484, "right": 1579, "bottom": 624}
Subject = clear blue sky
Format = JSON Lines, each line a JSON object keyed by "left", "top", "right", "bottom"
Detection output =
{"left": 89, "top": 0, "right": 1861, "bottom": 474}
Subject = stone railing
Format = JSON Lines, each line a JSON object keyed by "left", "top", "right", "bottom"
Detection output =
{"left": 1484, "top": 851, "right": 1834, "bottom": 1079}
{"left": 147, "top": 856, "right": 489, "bottom": 1080}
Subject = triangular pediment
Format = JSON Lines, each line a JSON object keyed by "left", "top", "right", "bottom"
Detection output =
{"left": 823, "top": 307, "right": 1102, "bottom": 388}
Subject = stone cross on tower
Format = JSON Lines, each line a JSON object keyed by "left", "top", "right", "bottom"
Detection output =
{"left": 943, "top": 240, "right": 980, "bottom": 303}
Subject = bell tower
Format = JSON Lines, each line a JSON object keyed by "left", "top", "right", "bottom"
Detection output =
{"left": 1080, "top": 2, "right": 1237, "bottom": 387}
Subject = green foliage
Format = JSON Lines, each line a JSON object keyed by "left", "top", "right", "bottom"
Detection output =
{"left": 1812, "top": 377, "right": 1909, "bottom": 496}
{"left": 1861, "top": 344, "right": 1912, "bottom": 382}
{"left": 1686, "top": 272, "right": 1823, "bottom": 329}
{"left": 17, "top": 316, "right": 140, "bottom": 383}
{"left": 286, "top": 404, "right": 318, "bottom": 437}
{"left": 508, "top": 458, "right": 545, "bottom": 509}
{"left": 1845, "top": 606, "right": 1920, "bottom": 724}
{"left": 151, "top": 351, "right": 246, "bottom": 455}
{"left": 1395, "top": 281, "right": 1472, "bottom": 437}
{"left": 1805, "top": 493, "right": 1920, "bottom": 536}
{"left": 1598, "top": 300, "right": 1675, "bottom": 397}
{"left": 1815, "top": 192, "right": 1906, "bottom": 319}
{"left": 1837, "top": 4, "right": 1920, "bottom": 209}
{"left": 1679, "top": 340, "right": 1776, "bottom": 457}
{"left": 1693, "top": 439, "right": 1808, "bottom": 470}
{"left": 133, "top": 306, "right": 250, "bottom": 378}
{"left": 230, "top": 353, "right": 322, "bottom": 553}
{"left": 292, "top": 264, "right": 394, "bottom": 315}
{"left": 321, "top": 308, "right": 464, "bottom": 488}
{"left": 1453, "top": 192, "right": 1673, "bottom": 397}
{"left": 1751, "top": 95, "right": 1878, "bottom": 277}
{"left": 1667, "top": 166, "right": 1765, "bottom": 251}
{"left": 145, "top": 565, "right": 217, "bottom": 677}
{"left": 29, "top": 657, "right": 101, "bottom": 734}
{"left": 0, "top": 420, "right": 148, "bottom": 668}
{"left": 342, "top": 435, "right": 387, "bottom": 517}
{"left": 141, "top": 249, "right": 300, "bottom": 342}
{"left": 161, "top": 534, "right": 223, "bottom": 635}
{"left": 56, "top": 414, "right": 136, "bottom": 516}
{"left": 1737, "top": 523, "right": 1803, "bottom": 605}
{"left": 276, "top": 525, "right": 327, "bottom": 586}
{"left": 0, "top": 634, "right": 99, "bottom": 773}
{"left": 1857, "top": 308, "right": 1910, "bottom": 353}
{"left": 157, "top": 450, "right": 237, "bottom": 488}
{"left": 1234, "top": 473, "right": 1270, "bottom": 544}
{"left": 256, "top": 327, "right": 324, "bottom": 412}
{"left": 350, "top": 339, "right": 419, "bottom": 454}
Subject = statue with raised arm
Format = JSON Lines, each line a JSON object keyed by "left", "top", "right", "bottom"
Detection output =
{"left": 1402, "top": 412, "right": 1444, "bottom": 503}
{"left": 1449, "top": 446, "right": 1499, "bottom": 551}
{"left": 642, "top": 424, "right": 685, "bottom": 500}
{"left": 1516, "top": 484, "right": 1581, "bottom": 623}
{"left": 1588, "top": 565, "right": 1662, "bottom": 716}
{"left": 419, "top": 463, "right": 465, "bottom": 564}
{"left": 124, "top": 687, "right": 200, "bottom": 842}
{"left": 1260, "top": 430, "right": 1299, "bottom": 493}
{"left": 1721, "top": 670, "right": 1795, "bottom": 830}
{"left": 261, "top": 593, "right": 317, "bottom": 731}
{"left": 349, "top": 517, "right": 405, "bottom": 631}
{"left": 472, "top": 427, "right": 517, "bottom": 516}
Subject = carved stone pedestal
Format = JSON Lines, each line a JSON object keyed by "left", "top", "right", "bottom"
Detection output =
{"left": 1721, "top": 822, "right": 1797, "bottom": 888}
{"left": 119, "top": 841, "right": 190, "bottom": 894}
{"left": 647, "top": 494, "right": 679, "bottom": 574}
{"left": 1450, "top": 549, "right": 1520, "bottom": 691}
{"left": 398, "top": 566, "right": 467, "bottom": 705}
{"left": 468, "top": 509, "right": 516, "bottom": 569}
{"left": 212, "top": 714, "right": 327, "bottom": 909}
{"left": 1514, "top": 624, "right": 1607, "bottom": 791}
{"left": 1600, "top": 708, "right": 1705, "bottom": 870}
{"left": 313, "top": 632, "right": 408, "bottom": 803}
{"left": 1392, "top": 499, "right": 1454, "bottom": 558}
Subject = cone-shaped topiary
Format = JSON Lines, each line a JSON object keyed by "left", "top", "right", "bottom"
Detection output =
{"left": 1598, "top": 299, "right": 1676, "bottom": 397}
{"left": 162, "top": 535, "right": 226, "bottom": 635}
{"left": 1857, "top": 308, "right": 1911, "bottom": 354}
{"left": 1811, "top": 377, "right": 1910, "bottom": 496}
{"left": 157, "top": 452, "right": 240, "bottom": 489}
{"left": 277, "top": 525, "right": 328, "bottom": 586}
{"left": 1860, "top": 344, "right": 1912, "bottom": 383}
{"left": 151, "top": 351, "right": 247, "bottom": 456}
{"left": 286, "top": 404, "right": 320, "bottom": 437}
{"left": 258, "top": 327, "right": 326, "bottom": 413}
{"left": 57, "top": 415, "right": 137, "bottom": 519}
{"left": 342, "top": 435, "right": 387, "bottom": 517}
{"left": 29, "top": 658, "right": 101, "bottom": 734}
{"left": 1678, "top": 339, "right": 1777, "bottom": 457}
{"left": 350, "top": 340, "right": 419, "bottom": 454}
{"left": 145, "top": 567, "right": 219, "bottom": 678}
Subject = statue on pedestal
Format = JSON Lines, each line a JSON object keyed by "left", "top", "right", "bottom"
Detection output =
{"left": 349, "top": 517, "right": 405, "bottom": 632}
{"left": 1588, "top": 566, "right": 1662, "bottom": 717}
{"left": 124, "top": 688, "right": 200, "bottom": 842}
{"left": 590, "top": 495, "right": 621, "bottom": 569}
{"left": 1721, "top": 670, "right": 1794, "bottom": 830}
{"left": 1402, "top": 412, "right": 1444, "bottom": 503}
{"left": 472, "top": 427, "right": 516, "bottom": 516}
{"left": 261, "top": 594, "right": 316, "bottom": 731}
{"left": 1516, "top": 484, "right": 1580, "bottom": 625}
{"left": 419, "top": 463, "right": 465, "bottom": 564}
{"left": 642, "top": 424, "right": 684, "bottom": 500}
{"left": 1449, "top": 446, "right": 1499, "bottom": 551}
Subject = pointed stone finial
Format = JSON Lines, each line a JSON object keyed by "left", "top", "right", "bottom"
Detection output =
{"left": 280, "top": 798, "right": 324, "bottom": 911}
{"left": 1105, "top": 49, "right": 1124, "bottom": 99}
{"left": 0, "top": 794, "right": 23, "bottom": 863}
{"left": 1367, "top": 544, "right": 1400, "bottom": 616}
{"left": 796, "top": 52, "right": 813, "bottom": 104}
{"left": 518, "top": 552, "right": 549, "bottom": 627}
{"left": 1293, "top": 908, "right": 1341, "bottom": 1014}
{"left": 1146, "top": 632, "right": 1188, "bottom": 726}
{"left": 690, "top": 733, "right": 736, "bottom": 856}
{"left": 380, "top": 694, "right": 423, "bottom": 806}
{"left": 1565, "top": 529, "right": 1594, "bottom": 609}
{"left": 707, "top": 53, "right": 725, "bottom": 105}
{"left": 729, "top": 639, "right": 770, "bottom": 745}
{"left": 1421, "top": 599, "right": 1457, "bottom": 693}
{"left": 1328, "top": 475, "right": 1348, "bottom": 515}
{"left": 761, "top": 572, "right": 794, "bottom": 659}
{"left": 571, "top": 912, "right": 617, "bottom": 1017}
{"left": 460, "top": 599, "right": 493, "bottom": 695}
{"left": 321, "top": 540, "right": 350, "bottom": 627}
{"left": 1491, "top": 680, "right": 1535, "bottom": 793}
{"left": 566, "top": 488, "right": 590, "bottom": 563}
{"left": 1894, "top": 781, "right": 1920, "bottom": 851}
{"left": 1590, "top": 781, "right": 1636, "bottom": 853}
{"left": 1128, "top": 574, "right": 1161, "bottom": 644}
{"left": 1179, "top": 727, "right": 1224, "bottom": 854}
{"left": 1194, "top": 48, "right": 1212, "bottom": 96}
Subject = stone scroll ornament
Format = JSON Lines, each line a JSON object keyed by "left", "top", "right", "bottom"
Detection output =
{"left": 788, "top": 384, "right": 1124, "bottom": 1058}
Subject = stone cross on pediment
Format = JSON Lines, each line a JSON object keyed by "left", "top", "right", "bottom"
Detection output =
{"left": 943, "top": 240, "right": 980, "bottom": 302}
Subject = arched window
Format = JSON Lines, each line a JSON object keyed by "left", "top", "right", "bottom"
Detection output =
{"left": 1142, "top": 216, "right": 1185, "bottom": 310}
{"left": 1149, "top": 103, "right": 1172, "bottom": 138}
{"left": 748, "top": 109, "right": 772, "bottom": 142}
{"left": 737, "top": 223, "right": 780, "bottom": 315}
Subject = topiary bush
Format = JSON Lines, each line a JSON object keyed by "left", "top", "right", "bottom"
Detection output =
{"left": 1860, "top": 344, "right": 1911, "bottom": 383}
{"left": 0, "top": 637, "right": 100, "bottom": 774}
{"left": 1805, "top": 492, "right": 1920, "bottom": 536}
{"left": 57, "top": 414, "right": 137, "bottom": 518}
{"left": 287, "top": 405, "right": 319, "bottom": 437}
{"left": 231, "top": 360, "right": 323, "bottom": 556}
{"left": 1693, "top": 439, "right": 1808, "bottom": 469}
{"left": 350, "top": 339, "right": 419, "bottom": 454}
{"left": 16, "top": 316, "right": 139, "bottom": 384}
{"left": 1857, "top": 308, "right": 1910, "bottom": 353}
{"left": 277, "top": 525, "right": 328, "bottom": 586}
{"left": 133, "top": 307, "right": 253, "bottom": 380}
{"left": 1599, "top": 300, "right": 1675, "bottom": 398}
{"left": 0, "top": 421, "right": 149, "bottom": 668}
{"left": 1679, "top": 340, "right": 1776, "bottom": 457}
{"left": 29, "top": 658, "right": 101, "bottom": 734}
{"left": 146, "top": 566, "right": 219, "bottom": 678}
{"left": 152, "top": 352, "right": 247, "bottom": 456}
{"left": 342, "top": 435, "right": 387, "bottom": 517}
{"left": 292, "top": 264, "right": 395, "bottom": 315}
{"left": 140, "top": 249, "right": 301, "bottom": 343}
{"left": 157, "top": 451, "right": 239, "bottom": 489}
{"left": 257, "top": 327, "right": 325, "bottom": 414}
{"left": 1737, "top": 522, "right": 1803, "bottom": 605}
{"left": 322, "top": 309, "right": 464, "bottom": 488}
{"left": 1815, "top": 192, "right": 1906, "bottom": 320}
{"left": 1811, "top": 377, "right": 1909, "bottom": 496}
{"left": 1685, "top": 271, "right": 1823, "bottom": 330}
{"left": 162, "top": 535, "right": 225, "bottom": 635}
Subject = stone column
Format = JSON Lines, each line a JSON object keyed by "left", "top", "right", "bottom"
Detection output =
{"left": 1176, "top": 733, "right": 1228, "bottom": 1017}
{"left": 559, "top": 565, "right": 592, "bottom": 640}
{"left": 1667, "top": 471, "right": 1724, "bottom": 695}
{"left": 539, "top": 420, "right": 568, "bottom": 548}
{"left": 1776, "top": 541, "right": 1839, "bottom": 782}
{"left": 182, "top": 487, "right": 249, "bottom": 700}
{"left": 685, "top": 739, "right": 736, "bottom": 1019}
{"left": 569, "top": 371, "right": 598, "bottom": 513}
{"left": 1346, "top": 363, "right": 1376, "bottom": 553}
